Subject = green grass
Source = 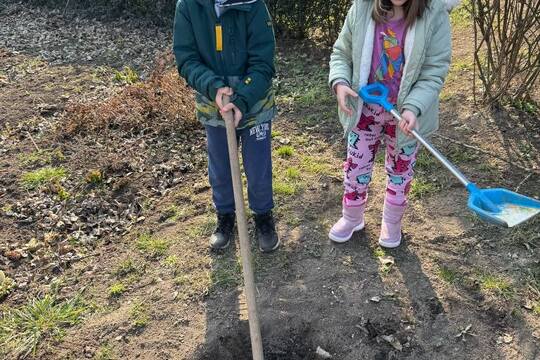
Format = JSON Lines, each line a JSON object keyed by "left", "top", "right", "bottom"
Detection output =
{"left": 0, "top": 295, "right": 87, "bottom": 358}
{"left": 512, "top": 99, "right": 539, "bottom": 115}
{"left": 21, "top": 167, "right": 67, "bottom": 189}
{"left": 372, "top": 247, "right": 386, "bottom": 258}
{"left": 271, "top": 130, "right": 282, "bottom": 138}
{"left": 136, "top": 233, "right": 169, "bottom": 258}
{"left": 285, "top": 167, "right": 301, "bottom": 180}
{"left": 450, "top": 0, "right": 471, "bottom": 28}
{"left": 108, "top": 282, "right": 126, "bottom": 298}
{"left": 163, "top": 255, "right": 179, "bottom": 268}
{"left": 113, "top": 66, "right": 139, "bottom": 85}
{"left": 533, "top": 303, "right": 540, "bottom": 316}
{"left": 410, "top": 178, "right": 438, "bottom": 199}
{"left": 55, "top": 186, "right": 71, "bottom": 201}
{"left": 19, "top": 149, "right": 65, "bottom": 167}
{"left": 114, "top": 259, "right": 141, "bottom": 278}
{"left": 210, "top": 256, "right": 243, "bottom": 289}
{"left": 274, "top": 181, "right": 296, "bottom": 196}
{"left": 185, "top": 217, "right": 217, "bottom": 239}
{"left": 85, "top": 170, "right": 103, "bottom": 185}
{"left": 447, "top": 147, "right": 477, "bottom": 163}
{"left": 174, "top": 271, "right": 212, "bottom": 300}
{"left": 95, "top": 343, "right": 116, "bottom": 360}
{"left": 415, "top": 150, "right": 437, "bottom": 171}
{"left": 300, "top": 156, "right": 332, "bottom": 175}
{"left": 276, "top": 145, "right": 294, "bottom": 158}
{"left": 479, "top": 274, "right": 513, "bottom": 298}
{"left": 0, "top": 271, "right": 15, "bottom": 299}
{"left": 437, "top": 266, "right": 460, "bottom": 284}
{"left": 129, "top": 302, "right": 149, "bottom": 329}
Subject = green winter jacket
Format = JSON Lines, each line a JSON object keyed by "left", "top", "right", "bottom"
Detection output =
{"left": 173, "top": 0, "right": 276, "bottom": 129}
{"left": 329, "top": 0, "right": 452, "bottom": 150}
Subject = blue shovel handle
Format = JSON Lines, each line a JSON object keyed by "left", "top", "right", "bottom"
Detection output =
{"left": 359, "top": 84, "right": 501, "bottom": 214}
{"left": 359, "top": 83, "right": 394, "bottom": 112}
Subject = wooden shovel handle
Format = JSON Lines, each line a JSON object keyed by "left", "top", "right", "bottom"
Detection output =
{"left": 221, "top": 95, "right": 264, "bottom": 360}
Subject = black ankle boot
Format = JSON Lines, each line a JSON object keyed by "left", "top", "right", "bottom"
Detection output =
{"left": 209, "top": 213, "right": 235, "bottom": 250}
{"left": 254, "top": 212, "right": 280, "bottom": 253}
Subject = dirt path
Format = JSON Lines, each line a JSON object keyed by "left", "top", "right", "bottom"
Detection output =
{"left": 1, "top": 3, "right": 539, "bottom": 360}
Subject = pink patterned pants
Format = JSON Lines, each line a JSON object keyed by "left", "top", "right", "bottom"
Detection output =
{"left": 343, "top": 104, "right": 419, "bottom": 207}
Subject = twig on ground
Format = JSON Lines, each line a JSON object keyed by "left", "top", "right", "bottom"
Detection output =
{"left": 27, "top": 131, "right": 40, "bottom": 152}
{"left": 63, "top": 0, "right": 71, "bottom": 15}
{"left": 434, "top": 134, "right": 539, "bottom": 175}
{"left": 515, "top": 173, "right": 533, "bottom": 192}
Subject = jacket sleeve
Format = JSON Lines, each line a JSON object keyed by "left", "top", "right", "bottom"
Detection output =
{"left": 328, "top": 1, "right": 356, "bottom": 87}
{"left": 231, "top": 1, "right": 276, "bottom": 115}
{"left": 173, "top": 0, "right": 226, "bottom": 101}
{"left": 402, "top": 9, "right": 451, "bottom": 116}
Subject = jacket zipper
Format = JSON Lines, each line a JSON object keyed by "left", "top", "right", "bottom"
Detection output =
{"left": 211, "top": 8, "right": 227, "bottom": 79}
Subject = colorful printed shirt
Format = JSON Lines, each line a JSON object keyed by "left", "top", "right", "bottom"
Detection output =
{"left": 369, "top": 18, "right": 408, "bottom": 104}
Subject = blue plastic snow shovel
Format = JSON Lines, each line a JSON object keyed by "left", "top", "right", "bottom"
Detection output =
{"left": 359, "top": 83, "right": 540, "bottom": 227}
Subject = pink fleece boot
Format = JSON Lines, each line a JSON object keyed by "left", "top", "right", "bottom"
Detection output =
{"left": 329, "top": 203, "right": 365, "bottom": 243}
{"left": 379, "top": 201, "right": 406, "bottom": 248}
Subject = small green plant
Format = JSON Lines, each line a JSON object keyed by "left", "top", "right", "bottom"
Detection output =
{"left": 114, "top": 259, "right": 139, "bottom": 278}
{"left": 56, "top": 186, "right": 71, "bottom": 201}
{"left": 533, "top": 303, "right": 540, "bottom": 316}
{"left": 410, "top": 178, "right": 438, "bottom": 199}
{"left": 274, "top": 181, "right": 296, "bottom": 196}
{"left": 136, "top": 233, "right": 169, "bottom": 258}
{"left": 479, "top": 274, "right": 513, "bottom": 298}
{"left": 21, "top": 167, "right": 67, "bottom": 189}
{"left": 163, "top": 255, "right": 179, "bottom": 268}
{"left": 301, "top": 156, "right": 332, "bottom": 175}
{"left": 372, "top": 247, "right": 386, "bottom": 258}
{"left": 19, "top": 149, "right": 65, "bottom": 167}
{"left": 113, "top": 67, "right": 139, "bottom": 85}
{"left": 0, "top": 271, "right": 15, "bottom": 300}
{"left": 85, "top": 169, "right": 103, "bottom": 185}
{"left": 285, "top": 167, "right": 301, "bottom": 180}
{"left": 415, "top": 151, "right": 437, "bottom": 171}
{"left": 271, "top": 130, "right": 282, "bottom": 138}
{"left": 108, "top": 282, "right": 126, "bottom": 298}
{"left": 276, "top": 145, "right": 294, "bottom": 158}
{"left": 437, "top": 266, "right": 460, "bottom": 284}
{"left": 210, "top": 257, "right": 243, "bottom": 289}
{"left": 95, "top": 343, "right": 116, "bottom": 360}
{"left": 513, "top": 99, "right": 538, "bottom": 115}
{"left": 0, "top": 295, "right": 87, "bottom": 358}
{"left": 450, "top": 0, "right": 471, "bottom": 28}
{"left": 129, "top": 302, "right": 149, "bottom": 329}
{"left": 174, "top": 272, "right": 212, "bottom": 300}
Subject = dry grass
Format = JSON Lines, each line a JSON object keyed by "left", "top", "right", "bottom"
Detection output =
{"left": 61, "top": 54, "right": 196, "bottom": 136}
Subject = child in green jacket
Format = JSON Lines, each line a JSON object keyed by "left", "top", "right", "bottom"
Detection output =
{"left": 173, "top": 0, "right": 279, "bottom": 252}
{"left": 328, "top": 0, "right": 457, "bottom": 248}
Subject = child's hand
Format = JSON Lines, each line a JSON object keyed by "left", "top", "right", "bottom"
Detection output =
{"left": 215, "top": 87, "right": 234, "bottom": 109}
{"left": 220, "top": 103, "right": 243, "bottom": 127}
{"left": 400, "top": 110, "right": 417, "bottom": 137}
{"left": 335, "top": 84, "right": 358, "bottom": 117}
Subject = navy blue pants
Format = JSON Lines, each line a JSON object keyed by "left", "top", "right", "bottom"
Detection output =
{"left": 205, "top": 122, "right": 274, "bottom": 215}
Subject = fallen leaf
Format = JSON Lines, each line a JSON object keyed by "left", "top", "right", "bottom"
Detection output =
{"left": 370, "top": 296, "right": 381, "bottom": 303}
{"left": 4, "top": 250, "right": 23, "bottom": 261}
{"left": 381, "top": 334, "right": 403, "bottom": 351}
{"left": 315, "top": 346, "right": 332, "bottom": 359}
{"left": 379, "top": 256, "right": 395, "bottom": 266}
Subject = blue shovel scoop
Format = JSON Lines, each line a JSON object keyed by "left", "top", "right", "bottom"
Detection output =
{"left": 360, "top": 83, "right": 540, "bottom": 227}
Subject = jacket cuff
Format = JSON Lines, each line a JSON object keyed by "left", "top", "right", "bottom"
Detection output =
{"left": 402, "top": 103, "right": 422, "bottom": 117}
{"left": 231, "top": 95, "right": 248, "bottom": 115}
{"left": 331, "top": 78, "right": 351, "bottom": 94}
{"left": 208, "top": 78, "right": 227, "bottom": 102}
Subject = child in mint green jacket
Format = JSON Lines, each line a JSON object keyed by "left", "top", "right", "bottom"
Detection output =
{"left": 328, "top": 0, "right": 459, "bottom": 248}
